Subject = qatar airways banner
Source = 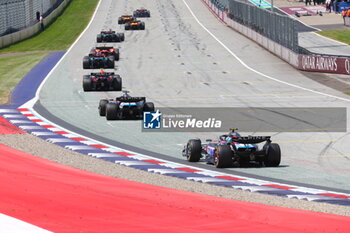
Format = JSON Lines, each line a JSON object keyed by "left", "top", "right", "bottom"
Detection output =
{"left": 298, "top": 55, "right": 350, "bottom": 75}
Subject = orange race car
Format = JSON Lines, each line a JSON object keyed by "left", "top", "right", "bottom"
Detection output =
{"left": 118, "top": 15, "right": 136, "bottom": 24}
{"left": 125, "top": 20, "right": 145, "bottom": 30}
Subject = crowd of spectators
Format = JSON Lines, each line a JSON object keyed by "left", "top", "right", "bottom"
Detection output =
{"left": 304, "top": 0, "right": 349, "bottom": 13}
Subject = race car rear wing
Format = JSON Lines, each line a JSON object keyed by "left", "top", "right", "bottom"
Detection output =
{"left": 90, "top": 72, "right": 115, "bottom": 76}
{"left": 95, "top": 46, "right": 114, "bottom": 50}
{"left": 101, "top": 31, "right": 116, "bottom": 34}
{"left": 232, "top": 136, "right": 271, "bottom": 144}
{"left": 116, "top": 97, "right": 146, "bottom": 102}
{"left": 88, "top": 54, "right": 107, "bottom": 58}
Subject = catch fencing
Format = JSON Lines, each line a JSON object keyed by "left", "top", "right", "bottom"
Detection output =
{"left": 210, "top": 0, "right": 298, "bottom": 53}
{"left": 227, "top": 0, "right": 298, "bottom": 52}
{"left": 0, "top": 0, "right": 69, "bottom": 48}
{"left": 0, "top": 0, "right": 64, "bottom": 36}
{"left": 203, "top": 0, "right": 350, "bottom": 75}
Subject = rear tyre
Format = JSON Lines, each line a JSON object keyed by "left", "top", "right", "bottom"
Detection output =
{"left": 96, "top": 34, "right": 102, "bottom": 43}
{"left": 99, "top": 99, "right": 108, "bottom": 116}
{"left": 120, "top": 33, "right": 125, "bottom": 41}
{"left": 141, "top": 22, "right": 145, "bottom": 30}
{"left": 113, "top": 75, "right": 122, "bottom": 91}
{"left": 83, "top": 56, "right": 90, "bottom": 69}
{"left": 125, "top": 25, "right": 130, "bottom": 30}
{"left": 116, "top": 33, "right": 122, "bottom": 42}
{"left": 186, "top": 139, "right": 201, "bottom": 162}
{"left": 106, "top": 103, "right": 118, "bottom": 120}
{"left": 83, "top": 75, "right": 92, "bottom": 91}
{"left": 114, "top": 50, "right": 120, "bottom": 61}
{"left": 265, "top": 143, "right": 281, "bottom": 167}
{"left": 118, "top": 18, "right": 122, "bottom": 24}
{"left": 143, "top": 102, "right": 155, "bottom": 112}
{"left": 108, "top": 56, "right": 115, "bottom": 68}
{"left": 215, "top": 145, "right": 233, "bottom": 168}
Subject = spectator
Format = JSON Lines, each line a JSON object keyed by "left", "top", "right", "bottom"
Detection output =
{"left": 341, "top": 9, "right": 347, "bottom": 23}
{"left": 326, "top": 0, "right": 332, "bottom": 12}
{"left": 346, "top": 8, "right": 350, "bottom": 16}
{"left": 305, "top": 0, "right": 311, "bottom": 5}
{"left": 39, "top": 15, "right": 44, "bottom": 30}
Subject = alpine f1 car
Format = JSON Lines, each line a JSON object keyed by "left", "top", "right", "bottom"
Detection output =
{"left": 125, "top": 20, "right": 145, "bottom": 30}
{"left": 118, "top": 15, "right": 136, "bottom": 24}
{"left": 133, "top": 8, "right": 150, "bottom": 17}
{"left": 182, "top": 129, "right": 281, "bottom": 168}
{"left": 97, "top": 30, "right": 125, "bottom": 43}
{"left": 99, "top": 91, "right": 155, "bottom": 120}
{"left": 83, "top": 71, "right": 122, "bottom": 91}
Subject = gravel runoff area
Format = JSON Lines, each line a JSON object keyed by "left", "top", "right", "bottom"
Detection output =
{"left": 1, "top": 133, "right": 350, "bottom": 217}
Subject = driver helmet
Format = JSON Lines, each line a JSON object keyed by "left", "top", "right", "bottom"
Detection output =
{"left": 229, "top": 132, "right": 239, "bottom": 138}
{"left": 122, "top": 92, "right": 130, "bottom": 98}
{"left": 226, "top": 129, "right": 239, "bottom": 143}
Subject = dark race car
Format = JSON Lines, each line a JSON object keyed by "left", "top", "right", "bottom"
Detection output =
{"left": 133, "top": 8, "right": 150, "bottom": 17}
{"left": 89, "top": 46, "right": 120, "bottom": 61}
{"left": 118, "top": 15, "right": 136, "bottom": 24}
{"left": 125, "top": 20, "right": 145, "bottom": 30}
{"left": 97, "top": 30, "right": 125, "bottom": 43}
{"left": 82, "top": 54, "right": 114, "bottom": 69}
{"left": 182, "top": 128, "right": 281, "bottom": 168}
{"left": 98, "top": 91, "right": 155, "bottom": 120}
{"left": 83, "top": 71, "right": 122, "bottom": 91}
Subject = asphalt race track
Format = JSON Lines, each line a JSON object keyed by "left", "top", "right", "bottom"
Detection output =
{"left": 37, "top": 0, "right": 350, "bottom": 193}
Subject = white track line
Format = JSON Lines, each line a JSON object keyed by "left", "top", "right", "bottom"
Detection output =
{"left": 21, "top": 0, "right": 103, "bottom": 109}
{"left": 0, "top": 213, "right": 52, "bottom": 233}
{"left": 182, "top": 0, "right": 350, "bottom": 103}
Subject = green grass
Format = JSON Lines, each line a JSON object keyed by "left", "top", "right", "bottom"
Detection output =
{"left": 0, "top": 0, "right": 98, "bottom": 104}
{"left": 317, "top": 30, "right": 350, "bottom": 45}
{"left": 0, "top": 0, "right": 99, "bottom": 53}
{"left": 0, "top": 53, "right": 48, "bottom": 104}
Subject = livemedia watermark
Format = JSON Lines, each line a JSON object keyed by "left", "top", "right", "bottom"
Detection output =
{"left": 142, "top": 107, "right": 346, "bottom": 132}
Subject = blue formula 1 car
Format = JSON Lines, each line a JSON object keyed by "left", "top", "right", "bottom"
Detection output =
{"left": 96, "top": 30, "right": 125, "bottom": 43}
{"left": 82, "top": 55, "right": 114, "bottom": 69}
{"left": 182, "top": 129, "right": 281, "bottom": 168}
{"left": 98, "top": 91, "right": 155, "bottom": 120}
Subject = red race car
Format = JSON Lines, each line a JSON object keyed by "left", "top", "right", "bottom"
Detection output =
{"left": 89, "top": 46, "right": 120, "bottom": 61}
{"left": 133, "top": 8, "right": 150, "bottom": 17}
{"left": 83, "top": 70, "right": 122, "bottom": 92}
